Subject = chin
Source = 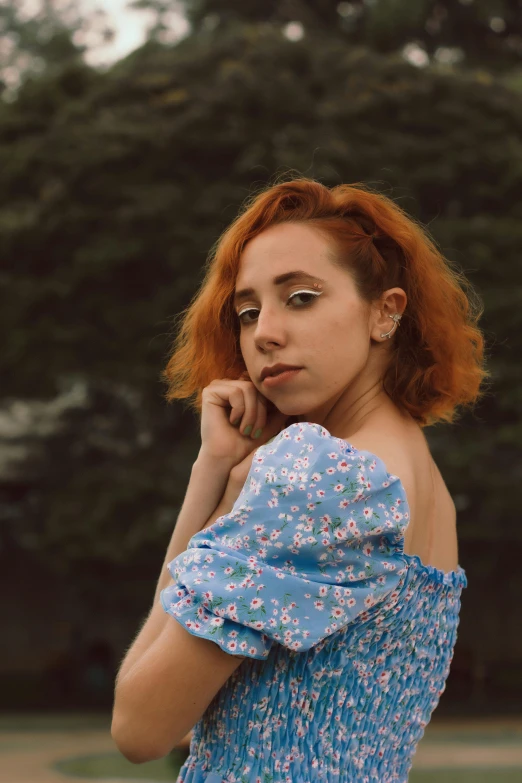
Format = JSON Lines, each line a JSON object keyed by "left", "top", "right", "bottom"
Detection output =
{"left": 275, "top": 403, "right": 310, "bottom": 418}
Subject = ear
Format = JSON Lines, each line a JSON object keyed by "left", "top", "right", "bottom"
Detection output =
{"left": 370, "top": 288, "right": 407, "bottom": 343}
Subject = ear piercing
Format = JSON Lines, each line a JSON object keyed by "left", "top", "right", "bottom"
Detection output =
{"left": 380, "top": 313, "right": 402, "bottom": 339}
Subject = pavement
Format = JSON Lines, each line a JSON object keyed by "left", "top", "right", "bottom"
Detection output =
{"left": 0, "top": 716, "right": 521, "bottom": 783}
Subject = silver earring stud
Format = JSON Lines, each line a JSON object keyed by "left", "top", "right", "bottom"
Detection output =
{"left": 380, "top": 313, "right": 402, "bottom": 339}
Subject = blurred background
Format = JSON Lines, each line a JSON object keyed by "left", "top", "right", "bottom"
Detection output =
{"left": 1, "top": 1, "right": 521, "bottom": 781}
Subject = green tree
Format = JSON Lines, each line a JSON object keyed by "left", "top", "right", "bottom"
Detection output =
{"left": 0, "top": 24, "right": 520, "bottom": 574}
{"left": 177, "top": 0, "right": 522, "bottom": 71}
{"left": 0, "top": 0, "right": 114, "bottom": 99}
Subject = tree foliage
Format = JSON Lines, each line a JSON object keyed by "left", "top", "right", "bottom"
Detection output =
{"left": 0, "top": 23, "right": 520, "bottom": 579}
{"left": 180, "top": 0, "right": 522, "bottom": 71}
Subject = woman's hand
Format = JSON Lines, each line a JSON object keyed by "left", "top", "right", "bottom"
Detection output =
{"left": 198, "top": 370, "right": 292, "bottom": 470}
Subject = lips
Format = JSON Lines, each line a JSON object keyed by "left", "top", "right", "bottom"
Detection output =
{"left": 262, "top": 368, "right": 302, "bottom": 388}
{"left": 260, "top": 364, "right": 302, "bottom": 381}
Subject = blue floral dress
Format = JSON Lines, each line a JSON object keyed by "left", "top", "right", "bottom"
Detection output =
{"left": 160, "top": 421, "right": 467, "bottom": 783}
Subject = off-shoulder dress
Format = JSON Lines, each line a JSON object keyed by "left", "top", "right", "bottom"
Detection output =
{"left": 160, "top": 421, "right": 467, "bottom": 783}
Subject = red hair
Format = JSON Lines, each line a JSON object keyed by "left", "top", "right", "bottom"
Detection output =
{"left": 162, "top": 177, "right": 490, "bottom": 427}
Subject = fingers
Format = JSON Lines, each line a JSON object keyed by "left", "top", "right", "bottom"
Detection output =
{"left": 209, "top": 376, "right": 272, "bottom": 440}
{"left": 238, "top": 384, "right": 266, "bottom": 438}
{"left": 228, "top": 387, "right": 246, "bottom": 426}
{"left": 226, "top": 379, "right": 266, "bottom": 439}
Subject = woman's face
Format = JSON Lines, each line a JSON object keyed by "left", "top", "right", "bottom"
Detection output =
{"left": 234, "top": 222, "right": 404, "bottom": 424}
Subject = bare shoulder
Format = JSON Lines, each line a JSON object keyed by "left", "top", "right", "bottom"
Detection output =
{"left": 344, "top": 413, "right": 459, "bottom": 570}
{"left": 344, "top": 418, "right": 420, "bottom": 489}
{"left": 341, "top": 412, "right": 430, "bottom": 525}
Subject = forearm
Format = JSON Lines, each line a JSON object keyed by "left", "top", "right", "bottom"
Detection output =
{"left": 115, "top": 455, "right": 241, "bottom": 689}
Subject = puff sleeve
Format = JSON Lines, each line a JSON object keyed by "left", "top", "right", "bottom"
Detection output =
{"left": 160, "top": 422, "right": 410, "bottom": 660}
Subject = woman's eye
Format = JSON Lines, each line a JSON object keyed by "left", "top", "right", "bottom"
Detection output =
{"left": 237, "top": 289, "right": 321, "bottom": 324}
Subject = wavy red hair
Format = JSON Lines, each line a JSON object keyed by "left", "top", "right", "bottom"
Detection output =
{"left": 162, "top": 177, "right": 490, "bottom": 427}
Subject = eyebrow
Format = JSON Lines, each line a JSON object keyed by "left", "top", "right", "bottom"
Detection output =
{"left": 233, "top": 270, "right": 326, "bottom": 307}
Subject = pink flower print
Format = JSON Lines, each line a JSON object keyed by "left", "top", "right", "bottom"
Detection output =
{"left": 339, "top": 498, "right": 350, "bottom": 509}
{"left": 362, "top": 542, "right": 374, "bottom": 556}
{"left": 326, "top": 466, "right": 336, "bottom": 475}
{"left": 225, "top": 582, "right": 237, "bottom": 592}
{"left": 369, "top": 459, "right": 377, "bottom": 472}
{"left": 320, "top": 513, "right": 331, "bottom": 524}
{"left": 280, "top": 466, "right": 288, "bottom": 476}
{"left": 210, "top": 617, "right": 224, "bottom": 627}
{"left": 334, "top": 483, "right": 344, "bottom": 492}
{"left": 336, "top": 459, "right": 351, "bottom": 472}
{"left": 363, "top": 506, "right": 373, "bottom": 520}
{"left": 316, "top": 489, "right": 326, "bottom": 498}
{"left": 311, "top": 471, "right": 321, "bottom": 481}
{"left": 331, "top": 607, "right": 344, "bottom": 619}
{"left": 250, "top": 597, "right": 264, "bottom": 609}
{"left": 347, "top": 597, "right": 356, "bottom": 608}
{"left": 202, "top": 590, "right": 213, "bottom": 601}
{"left": 327, "top": 451, "right": 339, "bottom": 460}
{"left": 314, "top": 600, "right": 325, "bottom": 610}
{"left": 268, "top": 498, "right": 279, "bottom": 508}
{"left": 224, "top": 566, "right": 234, "bottom": 575}
{"left": 226, "top": 602, "right": 238, "bottom": 617}
{"left": 227, "top": 640, "right": 238, "bottom": 651}
{"left": 253, "top": 524, "right": 265, "bottom": 534}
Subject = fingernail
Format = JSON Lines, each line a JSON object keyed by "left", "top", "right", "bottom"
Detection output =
{"left": 232, "top": 418, "right": 241, "bottom": 427}
{"left": 243, "top": 425, "right": 252, "bottom": 435}
{"left": 253, "top": 428, "right": 263, "bottom": 439}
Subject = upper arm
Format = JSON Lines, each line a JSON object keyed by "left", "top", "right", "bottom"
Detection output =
{"left": 112, "top": 617, "right": 245, "bottom": 763}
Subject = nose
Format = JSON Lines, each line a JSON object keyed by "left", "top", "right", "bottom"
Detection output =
{"left": 253, "top": 304, "right": 287, "bottom": 351}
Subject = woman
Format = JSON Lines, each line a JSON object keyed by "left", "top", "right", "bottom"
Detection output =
{"left": 112, "top": 178, "right": 488, "bottom": 782}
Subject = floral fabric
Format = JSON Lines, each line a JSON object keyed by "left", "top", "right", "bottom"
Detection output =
{"left": 160, "top": 422, "right": 467, "bottom": 783}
